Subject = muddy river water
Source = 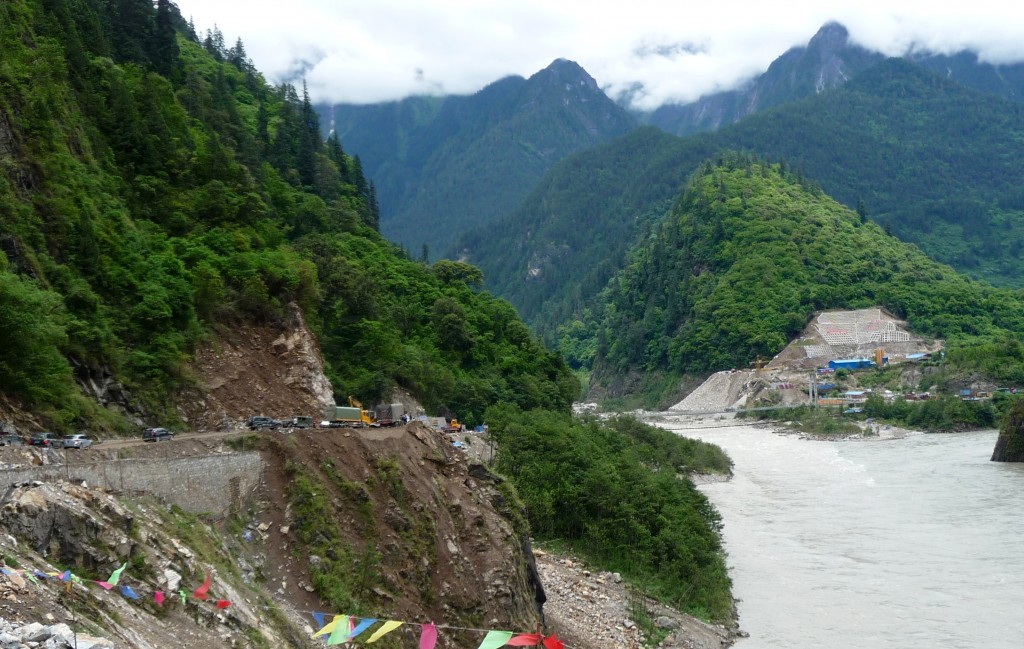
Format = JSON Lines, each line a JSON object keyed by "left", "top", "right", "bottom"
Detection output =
{"left": 655, "top": 420, "right": 1024, "bottom": 649}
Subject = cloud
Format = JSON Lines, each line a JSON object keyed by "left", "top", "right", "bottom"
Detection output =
{"left": 175, "top": 0, "right": 1024, "bottom": 109}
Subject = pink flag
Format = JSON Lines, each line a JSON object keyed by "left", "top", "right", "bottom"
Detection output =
{"left": 419, "top": 622, "right": 437, "bottom": 649}
{"left": 96, "top": 581, "right": 114, "bottom": 590}
{"left": 194, "top": 574, "right": 211, "bottom": 600}
{"left": 154, "top": 591, "right": 165, "bottom": 606}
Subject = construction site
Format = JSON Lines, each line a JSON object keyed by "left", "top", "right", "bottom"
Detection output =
{"left": 671, "top": 308, "right": 944, "bottom": 414}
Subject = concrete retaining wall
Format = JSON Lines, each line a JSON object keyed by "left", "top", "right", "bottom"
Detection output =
{"left": 0, "top": 452, "right": 264, "bottom": 517}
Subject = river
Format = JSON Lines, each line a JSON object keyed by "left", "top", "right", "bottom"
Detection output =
{"left": 656, "top": 419, "right": 1024, "bottom": 649}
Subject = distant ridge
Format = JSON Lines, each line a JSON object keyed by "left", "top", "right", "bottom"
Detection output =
{"left": 641, "top": 22, "right": 1024, "bottom": 136}
{"left": 319, "top": 59, "right": 636, "bottom": 256}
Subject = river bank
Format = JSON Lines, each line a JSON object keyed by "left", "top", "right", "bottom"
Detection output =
{"left": 536, "top": 549, "right": 739, "bottom": 649}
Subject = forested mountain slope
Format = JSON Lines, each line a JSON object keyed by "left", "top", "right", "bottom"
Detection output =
{"left": 575, "top": 156, "right": 1024, "bottom": 393}
{"left": 0, "top": 0, "right": 577, "bottom": 430}
{"left": 320, "top": 59, "right": 637, "bottom": 258}
{"left": 458, "top": 58, "right": 1024, "bottom": 341}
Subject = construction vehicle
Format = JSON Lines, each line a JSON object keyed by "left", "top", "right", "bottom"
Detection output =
{"left": 348, "top": 396, "right": 377, "bottom": 426}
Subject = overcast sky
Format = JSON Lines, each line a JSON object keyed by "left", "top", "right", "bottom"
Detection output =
{"left": 173, "top": 0, "right": 1024, "bottom": 110}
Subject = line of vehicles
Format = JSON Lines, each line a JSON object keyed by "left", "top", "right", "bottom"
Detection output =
{"left": 2, "top": 396, "right": 464, "bottom": 449}
{"left": 0, "top": 432, "right": 95, "bottom": 449}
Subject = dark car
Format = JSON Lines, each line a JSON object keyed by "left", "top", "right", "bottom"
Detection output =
{"left": 29, "top": 432, "right": 63, "bottom": 447}
{"left": 142, "top": 427, "right": 174, "bottom": 442}
{"left": 247, "top": 416, "right": 280, "bottom": 430}
{"left": 0, "top": 433, "right": 25, "bottom": 447}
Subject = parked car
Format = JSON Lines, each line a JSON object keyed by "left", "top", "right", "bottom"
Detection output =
{"left": 61, "top": 433, "right": 93, "bottom": 449}
{"left": 28, "top": 432, "right": 63, "bottom": 447}
{"left": 0, "top": 433, "right": 25, "bottom": 446}
{"left": 247, "top": 416, "right": 281, "bottom": 430}
{"left": 142, "top": 427, "right": 174, "bottom": 442}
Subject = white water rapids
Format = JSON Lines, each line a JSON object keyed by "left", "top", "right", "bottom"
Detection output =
{"left": 655, "top": 419, "right": 1024, "bottom": 649}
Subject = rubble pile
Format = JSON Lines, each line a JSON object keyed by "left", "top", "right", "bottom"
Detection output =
{"left": 0, "top": 618, "right": 114, "bottom": 649}
{"left": 535, "top": 551, "right": 735, "bottom": 649}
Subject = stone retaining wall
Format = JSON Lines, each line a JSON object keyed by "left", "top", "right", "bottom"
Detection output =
{"left": 0, "top": 453, "right": 264, "bottom": 517}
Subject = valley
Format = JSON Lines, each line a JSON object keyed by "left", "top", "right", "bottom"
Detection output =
{"left": 4, "top": 1, "right": 1024, "bottom": 648}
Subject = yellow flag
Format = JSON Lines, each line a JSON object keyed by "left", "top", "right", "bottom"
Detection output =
{"left": 366, "top": 620, "right": 403, "bottom": 643}
{"left": 313, "top": 615, "right": 346, "bottom": 638}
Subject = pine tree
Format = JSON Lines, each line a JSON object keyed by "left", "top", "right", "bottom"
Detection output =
{"left": 152, "top": 0, "right": 181, "bottom": 81}
{"left": 296, "top": 81, "right": 320, "bottom": 188}
{"left": 367, "top": 181, "right": 380, "bottom": 230}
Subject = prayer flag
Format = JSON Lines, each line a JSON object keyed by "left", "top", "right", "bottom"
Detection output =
{"left": 312, "top": 611, "right": 329, "bottom": 629}
{"left": 179, "top": 589, "right": 187, "bottom": 605}
{"left": 365, "top": 620, "right": 403, "bottom": 643}
{"left": 347, "top": 618, "right": 377, "bottom": 641}
{"left": 107, "top": 563, "right": 127, "bottom": 586}
{"left": 476, "top": 630, "right": 514, "bottom": 649}
{"left": 419, "top": 622, "right": 437, "bottom": 649}
{"left": 60, "top": 570, "right": 71, "bottom": 582}
{"left": 120, "top": 585, "right": 141, "bottom": 600}
{"left": 96, "top": 581, "right": 114, "bottom": 590}
{"left": 543, "top": 634, "right": 565, "bottom": 649}
{"left": 313, "top": 615, "right": 346, "bottom": 638}
{"left": 216, "top": 600, "right": 232, "bottom": 609}
{"left": 194, "top": 573, "right": 212, "bottom": 600}
{"left": 507, "top": 634, "right": 543, "bottom": 646}
{"left": 155, "top": 591, "right": 165, "bottom": 606}
{"left": 326, "top": 616, "right": 352, "bottom": 645}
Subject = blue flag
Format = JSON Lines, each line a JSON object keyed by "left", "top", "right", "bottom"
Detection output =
{"left": 347, "top": 618, "right": 378, "bottom": 640}
{"left": 120, "top": 585, "right": 141, "bottom": 600}
{"left": 312, "top": 611, "right": 329, "bottom": 629}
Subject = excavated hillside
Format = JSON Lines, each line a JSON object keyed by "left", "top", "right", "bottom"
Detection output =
{"left": 0, "top": 307, "right": 547, "bottom": 648}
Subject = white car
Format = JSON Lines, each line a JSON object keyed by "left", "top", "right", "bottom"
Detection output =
{"left": 61, "top": 434, "right": 93, "bottom": 449}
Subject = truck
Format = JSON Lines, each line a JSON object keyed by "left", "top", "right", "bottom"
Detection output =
{"left": 322, "top": 397, "right": 377, "bottom": 427}
{"left": 322, "top": 406, "right": 366, "bottom": 427}
{"left": 376, "top": 403, "right": 405, "bottom": 427}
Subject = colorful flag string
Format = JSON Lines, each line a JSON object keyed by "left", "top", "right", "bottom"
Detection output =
{"left": 2, "top": 565, "right": 571, "bottom": 648}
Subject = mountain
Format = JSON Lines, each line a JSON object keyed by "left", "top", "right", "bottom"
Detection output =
{"left": 645, "top": 23, "right": 883, "bottom": 136}
{"left": 576, "top": 155, "right": 1024, "bottom": 392}
{"left": 0, "top": 0, "right": 577, "bottom": 432}
{"left": 643, "top": 22, "right": 1024, "bottom": 137}
{"left": 456, "top": 58, "right": 1024, "bottom": 341}
{"left": 320, "top": 59, "right": 637, "bottom": 257}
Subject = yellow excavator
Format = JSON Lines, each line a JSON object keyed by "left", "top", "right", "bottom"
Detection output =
{"left": 348, "top": 396, "right": 377, "bottom": 426}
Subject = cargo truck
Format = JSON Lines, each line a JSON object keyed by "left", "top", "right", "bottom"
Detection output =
{"left": 322, "top": 406, "right": 367, "bottom": 427}
{"left": 376, "top": 403, "right": 405, "bottom": 426}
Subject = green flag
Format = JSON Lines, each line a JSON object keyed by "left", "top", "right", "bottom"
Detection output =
{"left": 107, "top": 563, "right": 127, "bottom": 586}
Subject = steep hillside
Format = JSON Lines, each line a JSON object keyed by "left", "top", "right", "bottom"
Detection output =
{"left": 321, "top": 59, "right": 637, "bottom": 257}
{"left": 574, "top": 156, "right": 1024, "bottom": 399}
{"left": 0, "top": 0, "right": 577, "bottom": 434}
{"left": 458, "top": 57, "right": 1024, "bottom": 341}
